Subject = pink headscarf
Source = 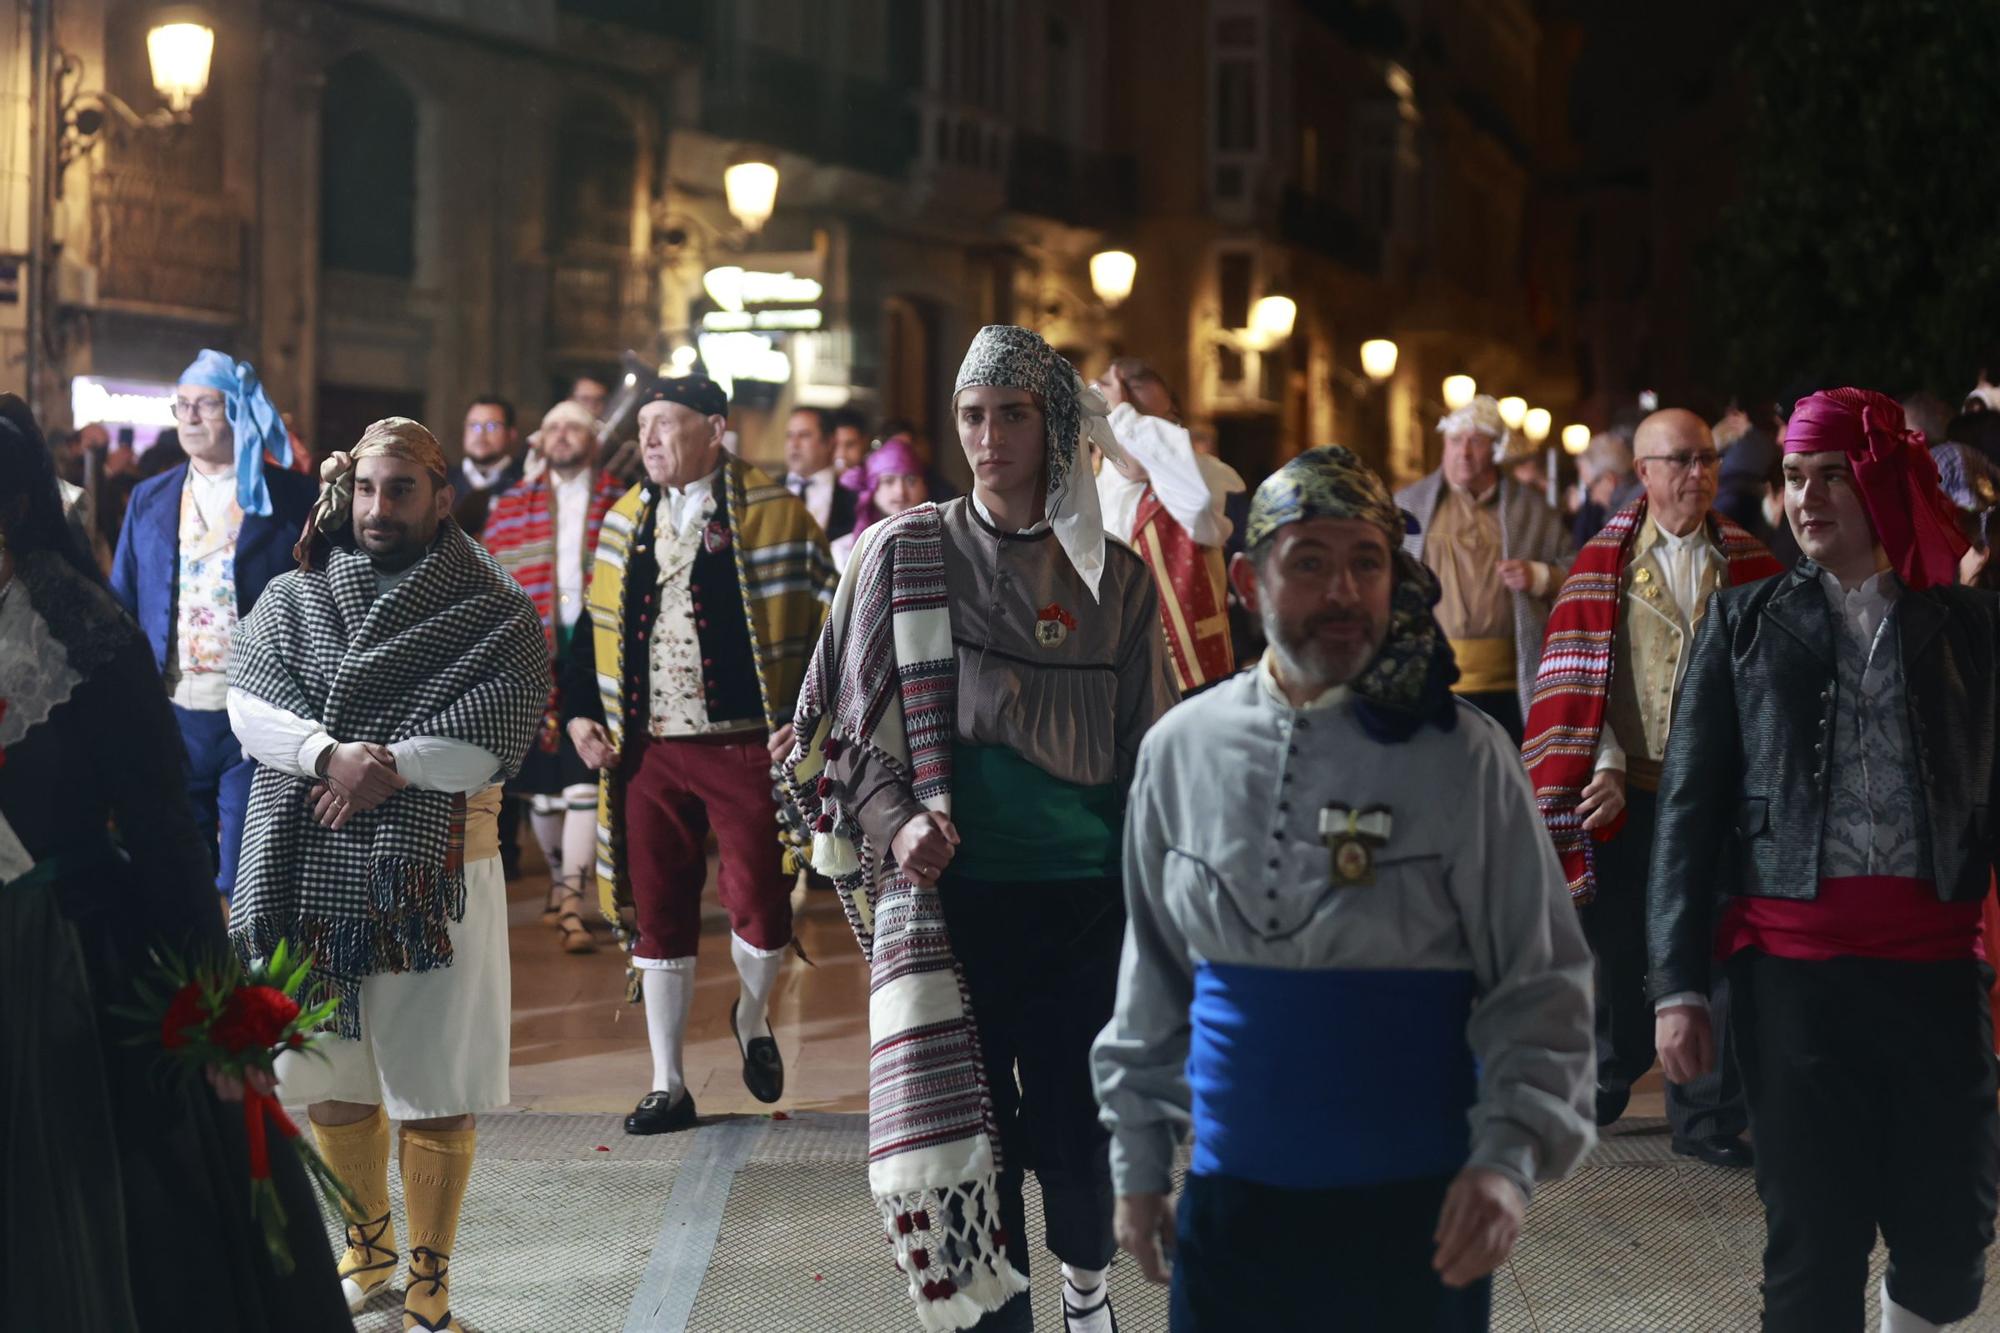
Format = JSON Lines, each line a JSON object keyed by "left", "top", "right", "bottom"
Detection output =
{"left": 1783, "top": 388, "right": 1969, "bottom": 590}
{"left": 841, "top": 437, "right": 928, "bottom": 532}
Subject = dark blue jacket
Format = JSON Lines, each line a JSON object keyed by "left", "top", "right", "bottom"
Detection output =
{"left": 110, "top": 464, "right": 317, "bottom": 676}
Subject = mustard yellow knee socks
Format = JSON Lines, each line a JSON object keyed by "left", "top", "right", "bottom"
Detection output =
{"left": 310, "top": 1106, "right": 397, "bottom": 1305}
{"left": 399, "top": 1124, "right": 476, "bottom": 1331}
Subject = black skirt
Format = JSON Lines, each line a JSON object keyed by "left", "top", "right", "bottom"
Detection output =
{"left": 0, "top": 855, "right": 350, "bottom": 1332}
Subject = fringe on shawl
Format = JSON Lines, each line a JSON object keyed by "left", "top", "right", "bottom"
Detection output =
{"left": 232, "top": 856, "right": 469, "bottom": 1039}
{"left": 784, "top": 505, "right": 1027, "bottom": 1327}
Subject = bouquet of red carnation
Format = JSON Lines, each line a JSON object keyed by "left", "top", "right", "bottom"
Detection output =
{"left": 114, "top": 939, "right": 356, "bottom": 1273}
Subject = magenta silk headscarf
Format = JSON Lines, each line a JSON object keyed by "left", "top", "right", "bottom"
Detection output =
{"left": 1783, "top": 388, "right": 1969, "bottom": 590}
{"left": 840, "top": 437, "right": 928, "bottom": 532}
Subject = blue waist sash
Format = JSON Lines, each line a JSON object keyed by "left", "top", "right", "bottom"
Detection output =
{"left": 1188, "top": 962, "right": 1478, "bottom": 1189}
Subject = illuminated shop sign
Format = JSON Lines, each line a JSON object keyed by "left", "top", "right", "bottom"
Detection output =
{"left": 700, "top": 264, "right": 823, "bottom": 334}
{"left": 697, "top": 331, "right": 793, "bottom": 401}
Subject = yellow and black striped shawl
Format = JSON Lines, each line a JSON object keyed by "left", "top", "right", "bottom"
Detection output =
{"left": 584, "top": 456, "right": 834, "bottom": 934}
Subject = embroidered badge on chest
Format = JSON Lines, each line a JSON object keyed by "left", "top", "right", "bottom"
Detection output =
{"left": 1319, "top": 804, "right": 1392, "bottom": 887}
{"left": 1034, "top": 602, "right": 1076, "bottom": 648}
{"left": 703, "top": 520, "right": 732, "bottom": 555}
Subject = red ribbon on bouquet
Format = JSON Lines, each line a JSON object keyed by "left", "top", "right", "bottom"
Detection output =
{"left": 242, "top": 1086, "right": 303, "bottom": 1181}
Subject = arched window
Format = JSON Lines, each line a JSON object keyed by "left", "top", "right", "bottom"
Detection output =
{"left": 319, "top": 54, "right": 417, "bottom": 278}
{"left": 551, "top": 97, "right": 638, "bottom": 253}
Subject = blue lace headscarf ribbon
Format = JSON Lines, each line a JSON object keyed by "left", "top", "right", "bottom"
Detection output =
{"left": 179, "top": 349, "right": 292, "bottom": 517}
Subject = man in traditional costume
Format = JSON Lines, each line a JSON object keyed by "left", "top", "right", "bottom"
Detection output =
{"left": 563, "top": 375, "right": 833, "bottom": 1134}
{"left": 484, "top": 400, "right": 626, "bottom": 952}
{"left": 1652, "top": 389, "right": 1998, "bottom": 1332}
{"left": 790, "top": 325, "right": 1177, "bottom": 1333}
{"left": 1522, "top": 409, "right": 1781, "bottom": 1163}
{"left": 1095, "top": 359, "right": 1245, "bottom": 694}
{"left": 111, "top": 349, "right": 316, "bottom": 898}
{"left": 1092, "top": 445, "right": 1594, "bottom": 1330}
{"left": 228, "top": 418, "right": 546, "bottom": 1332}
{"left": 1398, "top": 394, "right": 1571, "bottom": 742}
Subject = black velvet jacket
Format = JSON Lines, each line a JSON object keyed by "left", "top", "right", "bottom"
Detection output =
{"left": 1646, "top": 563, "right": 2000, "bottom": 999}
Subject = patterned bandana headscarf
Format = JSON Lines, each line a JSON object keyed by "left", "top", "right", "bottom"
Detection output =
{"left": 302, "top": 417, "right": 449, "bottom": 551}
{"left": 1437, "top": 394, "right": 1512, "bottom": 464}
{"left": 953, "top": 325, "right": 1127, "bottom": 600}
{"left": 1782, "top": 388, "right": 1969, "bottom": 589}
{"left": 1246, "top": 445, "right": 1459, "bottom": 741}
{"left": 180, "top": 349, "right": 293, "bottom": 517}
{"left": 540, "top": 400, "right": 599, "bottom": 433}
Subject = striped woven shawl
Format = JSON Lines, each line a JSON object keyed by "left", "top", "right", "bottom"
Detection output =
{"left": 482, "top": 468, "right": 624, "bottom": 745}
{"left": 786, "top": 504, "right": 1028, "bottom": 1331}
{"left": 1521, "top": 499, "right": 1782, "bottom": 902}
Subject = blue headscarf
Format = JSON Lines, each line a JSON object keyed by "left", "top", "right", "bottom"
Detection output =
{"left": 179, "top": 349, "right": 292, "bottom": 516}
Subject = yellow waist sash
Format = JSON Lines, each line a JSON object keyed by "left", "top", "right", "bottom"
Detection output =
{"left": 463, "top": 786, "right": 503, "bottom": 865}
{"left": 1448, "top": 636, "right": 1516, "bottom": 695}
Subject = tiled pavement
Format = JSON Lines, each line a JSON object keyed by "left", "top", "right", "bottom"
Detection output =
{"left": 316, "top": 1110, "right": 2000, "bottom": 1332}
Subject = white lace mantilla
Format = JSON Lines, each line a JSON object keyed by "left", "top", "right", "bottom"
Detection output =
{"left": 0, "top": 582, "right": 82, "bottom": 754}
{"left": 0, "top": 584, "right": 79, "bottom": 881}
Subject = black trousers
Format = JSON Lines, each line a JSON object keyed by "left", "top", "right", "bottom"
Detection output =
{"left": 1458, "top": 690, "right": 1523, "bottom": 746}
{"left": 939, "top": 871, "right": 1123, "bottom": 1325}
{"left": 1730, "top": 950, "right": 2000, "bottom": 1331}
{"left": 1170, "top": 1173, "right": 1490, "bottom": 1331}
{"left": 1579, "top": 787, "right": 1746, "bottom": 1141}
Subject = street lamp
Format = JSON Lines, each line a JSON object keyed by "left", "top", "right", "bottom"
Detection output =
{"left": 1561, "top": 423, "right": 1591, "bottom": 456}
{"left": 146, "top": 11, "right": 215, "bottom": 112}
{"left": 1089, "top": 250, "right": 1136, "bottom": 308}
{"left": 1248, "top": 294, "right": 1297, "bottom": 346}
{"left": 1497, "top": 396, "right": 1528, "bottom": 432}
{"left": 1523, "top": 407, "right": 1553, "bottom": 444}
{"left": 723, "top": 159, "right": 779, "bottom": 234}
{"left": 1441, "top": 375, "right": 1476, "bottom": 411}
{"left": 27, "top": 2, "right": 218, "bottom": 416}
{"left": 1359, "top": 339, "right": 1398, "bottom": 383}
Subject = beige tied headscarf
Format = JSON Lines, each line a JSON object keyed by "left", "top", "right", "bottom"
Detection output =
{"left": 295, "top": 417, "right": 449, "bottom": 568}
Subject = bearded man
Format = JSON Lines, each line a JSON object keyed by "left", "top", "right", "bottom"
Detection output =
{"left": 228, "top": 418, "right": 546, "bottom": 1332}
{"left": 1094, "top": 446, "right": 1595, "bottom": 1331}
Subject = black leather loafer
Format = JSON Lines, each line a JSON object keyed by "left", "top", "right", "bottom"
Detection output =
{"left": 733, "top": 999, "right": 785, "bottom": 1104}
{"left": 625, "top": 1088, "right": 697, "bottom": 1135}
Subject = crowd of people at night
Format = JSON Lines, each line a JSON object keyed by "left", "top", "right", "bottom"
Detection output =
{"left": 7, "top": 333, "right": 2000, "bottom": 1333}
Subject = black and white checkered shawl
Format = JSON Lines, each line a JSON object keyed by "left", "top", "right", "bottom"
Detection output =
{"left": 229, "top": 523, "right": 546, "bottom": 1036}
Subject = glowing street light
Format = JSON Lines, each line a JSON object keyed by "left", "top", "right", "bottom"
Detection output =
{"left": 1523, "top": 407, "right": 1553, "bottom": 444}
{"left": 147, "top": 12, "right": 215, "bottom": 113}
{"left": 723, "top": 160, "right": 779, "bottom": 233}
{"left": 1248, "top": 295, "right": 1297, "bottom": 345}
{"left": 1089, "top": 250, "right": 1137, "bottom": 308}
{"left": 1561, "top": 423, "right": 1592, "bottom": 456}
{"left": 1497, "top": 396, "right": 1528, "bottom": 431}
{"left": 1441, "top": 375, "right": 1476, "bottom": 410}
{"left": 1359, "top": 339, "right": 1399, "bottom": 383}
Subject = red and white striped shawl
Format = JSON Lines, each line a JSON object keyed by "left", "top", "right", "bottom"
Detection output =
{"left": 1521, "top": 499, "right": 1783, "bottom": 903}
{"left": 482, "top": 468, "right": 625, "bottom": 743}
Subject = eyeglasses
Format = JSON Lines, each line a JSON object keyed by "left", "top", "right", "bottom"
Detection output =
{"left": 171, "top": 396, "right": 227, "bottom": 421}
{"left": 1639, "top": 450, "right": 1721, "bottom": 473}
{"left": 465, "top": 421, "right": 510, "bottom": 436}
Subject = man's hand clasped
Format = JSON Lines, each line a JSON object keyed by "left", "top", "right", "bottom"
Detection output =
{"left": 890, "top": 812, "right": 960, "bottom": 889}
{"left": 568, "top": 718, "right": 619, "bottom": 772}
{"left": 306, "top": 741, "right": 406, "bottom": 830}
